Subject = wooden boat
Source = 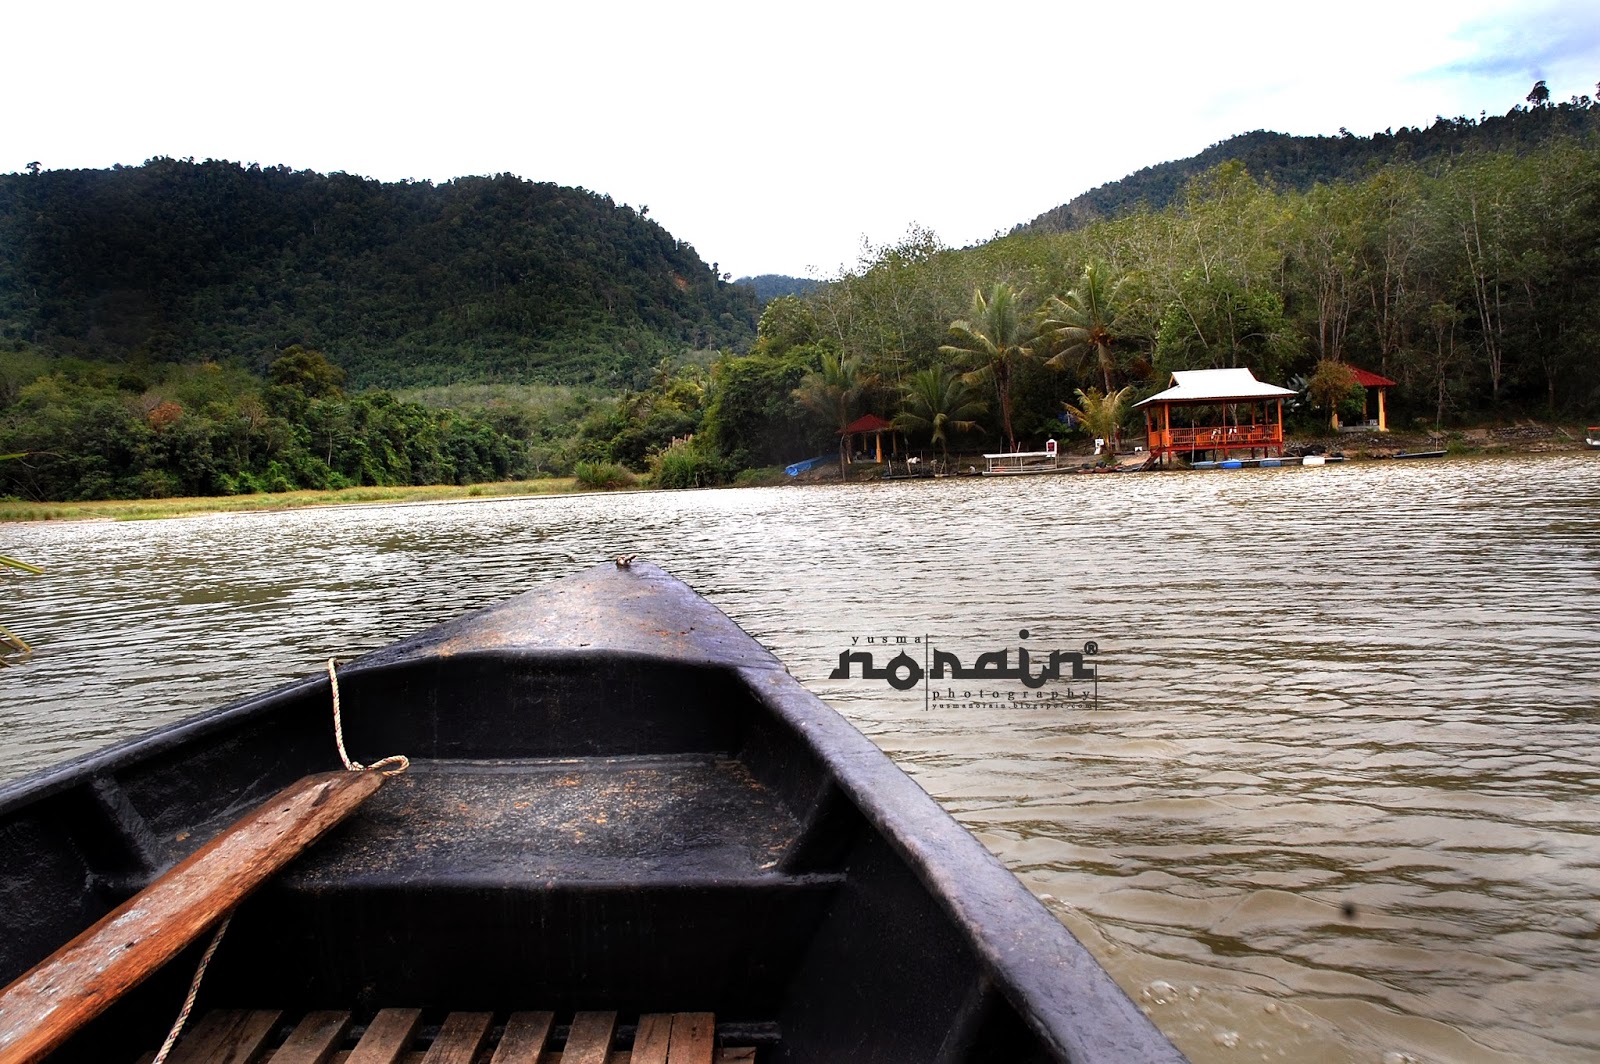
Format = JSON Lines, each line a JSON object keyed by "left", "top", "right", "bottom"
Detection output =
{"left": 1392, "top": 449, "right": 1447, "bottom": 460}
{"left": 0, "top": 564, "right": 1184, "bottom": 1064}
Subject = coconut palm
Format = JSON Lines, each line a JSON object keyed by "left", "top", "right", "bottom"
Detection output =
{"left": 792, "top": 352, "right": 865, "bottom": 477}
{"left": 1062, "top": 386, "right": 1137, "bottom": 455}
{"left": 1042, "top": 264, "right": 1133, "bottom": 393}
{"left": 1, "top": 453, "right": 41, "bottom": 662}
{"left": 893, "top": 367, "right": 986, "bottom": 463}
{"left": 0, "top": 554, "right": 42, "bottom": 661}
{"left": 940, "top": 283, "right": 1040, "bottom": 452}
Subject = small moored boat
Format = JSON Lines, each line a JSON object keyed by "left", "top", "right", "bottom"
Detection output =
{"left": 0, "top": 564, "right": 1184, "bottom": 1063}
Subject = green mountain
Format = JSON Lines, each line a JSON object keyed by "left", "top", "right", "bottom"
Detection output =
{"left": 733, "top": 274, "right": 819, "bottom": 304}
{"left": 0, "top": 158, "right": 758, "bottom": 388}
{"left": 1021, "top": 91, "right": 1600, "bottom": 233}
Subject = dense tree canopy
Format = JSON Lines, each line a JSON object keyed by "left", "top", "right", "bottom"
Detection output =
{"left": 2, "top": 86, "right": 1595, "bottom": 502}
{"left": 1021, "top": 90, "right": 1600, "bottom": 233}
{"left": 0, "top": 159, "right": 758, "bottom": 389}
{"left": 0, "top": 348, "right": 528, "bottom": 500}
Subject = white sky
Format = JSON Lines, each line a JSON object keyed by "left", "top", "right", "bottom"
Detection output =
{"left": 8, "top": 0, "right": 1598, "bottom": 279}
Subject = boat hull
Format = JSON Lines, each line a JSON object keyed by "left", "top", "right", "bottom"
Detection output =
{"left": 0, "top": 564, "right": 1184, "bottom": 1063}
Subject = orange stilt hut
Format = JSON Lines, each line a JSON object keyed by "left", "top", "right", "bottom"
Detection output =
{"left": 1136, "top": 368, "right": 1298, "bottom": 467}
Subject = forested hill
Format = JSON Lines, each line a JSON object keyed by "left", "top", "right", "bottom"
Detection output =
{"left": 1021, "top": 89, "right": 1600, "bottom": 233}
{"left": 733, "top": 274, "right": 819, "bottom": 304}
{"left": 0, "top": 158, "right": 758, "bottom": 387}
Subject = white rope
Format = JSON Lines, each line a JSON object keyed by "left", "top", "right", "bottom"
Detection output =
{"left": 148, "top": 660, "right": 409, "bottom": 1060}
{"left": 326, "top": 659, "right": 410, "bottom": 776}
{"left": 150, "top": 911, "right": 233, "bottom": 1064}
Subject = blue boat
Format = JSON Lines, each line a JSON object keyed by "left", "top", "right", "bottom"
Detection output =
{"left": 783, "top": 455, "right": 832, "bottom": 477}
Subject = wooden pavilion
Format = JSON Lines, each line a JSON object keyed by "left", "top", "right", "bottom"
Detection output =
{"left": 1136, "top": 368, "right": 1297, "bottom": 467}
{"left": 1336, "top": 367, "right": 1397, "bottom": 431}
{"left": 841, "top": 413, "right": 899, "bottom": 463}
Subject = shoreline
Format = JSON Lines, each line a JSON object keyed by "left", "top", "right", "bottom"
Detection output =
{"left": 0, "top": 478, "right": 583, "bottom": 525}
{"left": 2, "top": 431, "right": 1593, "bottom": 525}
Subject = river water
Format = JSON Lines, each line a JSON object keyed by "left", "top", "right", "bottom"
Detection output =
{"left": 3, "top": 455, "right": 1598, "bottom": 1063}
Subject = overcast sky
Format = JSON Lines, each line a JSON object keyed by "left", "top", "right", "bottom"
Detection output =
{"left": 9, "top": 0, "right": 1598, "bottom": 279}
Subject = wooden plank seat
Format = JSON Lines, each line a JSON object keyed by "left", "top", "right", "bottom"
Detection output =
{"left": 135, "top": 1009, "right": 757, "bottom": 1064}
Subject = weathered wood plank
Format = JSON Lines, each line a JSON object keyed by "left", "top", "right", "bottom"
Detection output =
{"left": 345, "top": 1008, "right": 423, "bottom": 1064}
{"left": 144, "top": 1007, "right": 240, "bottom": 1063}
{"left": 167, "top": 1008, "right": 283, "bottom": 1064}
{"left": 715, "top": 1050, "right": 757, "bottom": 1063}
{"left": 561, "top": 1011, "right": 617, "bottom": 1064}
{"left": 629, "top": 1014, "right": 675, "bottom": 1064}
{"left": 0, "top": 771, "right": 383, "bottom": 1064}
{"left": 269, "top": 1010, "right": 353, "bottom": 1064}
{"left": 488, "top": 1011, "right": 554, "bottom": 1064}
{"left": 420, "top": 1011, "right": 491, "bottom": 1064}
{"left": 665, "top": 1013, "right": 714, "bottom": 1064}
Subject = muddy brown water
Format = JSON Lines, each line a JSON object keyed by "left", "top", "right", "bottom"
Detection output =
{"left": 3, "top": 454, "right": 1598, "bottom": 1062}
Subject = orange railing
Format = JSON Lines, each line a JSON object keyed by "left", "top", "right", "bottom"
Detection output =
{"left": 1150, "top": 425, "right": 1281, "bottom": 452}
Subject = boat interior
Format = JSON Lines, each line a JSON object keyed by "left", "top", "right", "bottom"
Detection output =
{"left": 1, "top": 566, "right": 1180, "bottom": 1063}
{"left": 5, "top": 656, "right": 1052, "bottom": 1063}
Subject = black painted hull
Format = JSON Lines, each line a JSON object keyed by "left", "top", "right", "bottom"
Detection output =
{"left": 0, "top": 564, "right": 1184, "bottom": 1063}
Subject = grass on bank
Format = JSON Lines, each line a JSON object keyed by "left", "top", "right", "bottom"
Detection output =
{"left": 0, "top": 478, "right": 582, "bottom": 523}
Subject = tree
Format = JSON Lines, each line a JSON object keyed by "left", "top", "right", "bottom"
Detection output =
{"left": 793, "top": 352, "right": 865, "bottom": 476}
{"left": 1062, "top": 386, "right": 1136, "bottom": 454}
{"left": 1527, "top": 80, "right": 1551, "bottom": 108}
{"left": 1284, "top": 184, "right": 1362, "bottom": 363}
{"left": 267, "top": 346, "right": 346, "bottom": 399}
{"left": 1422, "top": 301, "right": 1465, "bottom": 429}
{"left": 1041, "top": 263, "right": 1136, "bottom": 392}
{"left": 1, "top": 452, "right": 42, "bottom": 661}
{"left": 940, "top": 283, "right": 1041, "bottom": 452}
{"left": 892, "top": 367, "right": 985, "bottom": 462}
{"left": 754, "top": 295, "right": 820, "bottom": 356}
{"left": 1306, "top": 359, "right": 1361, "bottom": 428}
{"left": 1144, "top": 163, "right": 1298, "bottom": 382}
{"left": 701, "top": 353, "right": 813, "bottom": 470}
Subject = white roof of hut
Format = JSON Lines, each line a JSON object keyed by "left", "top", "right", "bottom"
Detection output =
{"left": 1134, "top": 368, "right": 1297, "bottom": 406}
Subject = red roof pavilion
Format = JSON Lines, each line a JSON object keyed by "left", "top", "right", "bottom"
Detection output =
{"left": 841, "top": 414, "right": 894, "bottom": 434}
{"left": 1344, "top": 367, "right": 1396, "bottom": 431}
{"left": 839, "top": 414, "right": 897, "bottom": 464}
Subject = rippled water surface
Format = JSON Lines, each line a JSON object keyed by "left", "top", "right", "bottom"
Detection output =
{"left": 4, "top": 455, "right": 1599, "bottom": 1063}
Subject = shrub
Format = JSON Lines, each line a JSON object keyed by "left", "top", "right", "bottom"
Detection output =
{"left": 649, "top": 437, "right": 726, "bottom": 489}
{"left": 573, "top": 461, "right": 636, "bottom": 491}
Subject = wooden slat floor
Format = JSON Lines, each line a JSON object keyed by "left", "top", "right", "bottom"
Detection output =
{"left": 135, "top": 1009, "right": 757, "bottom": 1064}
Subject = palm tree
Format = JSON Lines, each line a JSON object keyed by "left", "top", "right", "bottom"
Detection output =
{"left": 1062, "top": 386, "right": 1137, "bottom": 456}
{"left": 1042, "top": 264, "right": 1133, "bottom": 393}
{"left": 792, "top": 352, "right": 864, "bottom": 477}
{"left": 0, "top": 553, "right": 42, "bottom": 661}
{"left": 893, "top": 367, "right": 986, "bottom": 464}
{"left": 1, "top": 453, "right": 41, "bottom": 661}
{"left": 940, "top": 283, "right": 1040, "bottom": 452}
